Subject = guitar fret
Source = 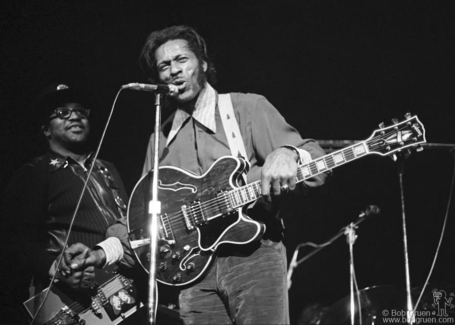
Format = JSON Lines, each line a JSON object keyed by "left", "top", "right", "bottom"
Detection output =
{"left": 343, "top": 148, "right": 355, "bottom": 161}
{"left": 244, "top": 186, "right": 251, "bottom": 201}
{"left": 240, "top": 189, "right": 247, "bottom": 203}
{"left": 325, "top": 155, "right": 336, "bottom": 169}
{"left": 300, "top": 165, "right": 311, "bottom": 179}
{"left": 309, "top": 161, "right": 318, "bottom": 175}
{"left": 231, "top": 190, "right": 239, "bottom": 207}
{"left": 247, "top": 185, "right": 256, "bottom": 200}
{"left": 235, "top": 190, "right": 243, "bottom": 206}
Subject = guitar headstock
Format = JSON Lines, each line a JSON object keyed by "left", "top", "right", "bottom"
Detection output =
{"left": 367, "top": 113, "right": 426, "bottom": 156}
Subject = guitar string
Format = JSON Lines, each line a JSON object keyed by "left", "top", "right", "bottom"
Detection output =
{"left": 135, "top": 124, "right": 412, "bottom": 237}
{"left": 162, "top": 125, "right": 409, "bottom": 229}
{"left": 161, "top": 127, "right": 389, "bottom": 227}
{"left": 144, "top": 127, "right": 401, "bottom": 235}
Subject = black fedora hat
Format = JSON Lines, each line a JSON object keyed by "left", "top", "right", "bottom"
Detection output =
{"left": 31, "top": 83, "right": 94, "bottom": 120}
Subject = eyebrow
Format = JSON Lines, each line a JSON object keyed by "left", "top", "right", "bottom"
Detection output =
{"left": 158, "top": 53, "right": 187, "bottom": 66}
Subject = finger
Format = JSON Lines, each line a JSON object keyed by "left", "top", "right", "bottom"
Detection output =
{"left": 83, "top": 254, "right": 98, "bottom": 269}
{"left": 261, "top": 176, "right": 272, "bottom": 204}
{"left": 66, "top": 243, "right": 90, "bottom": 260}
{"left": 70, "top": 248, "right": 90, "bottom": 270}
{"left": 288, "top": 176, "right": 297, "bottom": 191}
{"left": 280, "top": 184, "right": 289, "bottom": 194}
{"left": 59, "top": 257, "right": 71, "bottom": 276}
{"left": 83, "top": 266, "right": 95, "bottom": 274}
{"left": 271, "top": 179, "right": 281, "bottom": 196}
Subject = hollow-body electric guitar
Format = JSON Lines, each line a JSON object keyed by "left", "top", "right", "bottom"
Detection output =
{"left": 23, "top": 265, "right": 141, "bottom": 325}
{"left": 127, "top": 114, "right": 426, "bottom": 286}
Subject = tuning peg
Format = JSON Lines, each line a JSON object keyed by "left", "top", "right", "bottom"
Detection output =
{"left": 416, "top": 145, "right": 424, "bottom": 152}
{"left": 379, "top": 122, "right": 385, "bottom": 135}
{"left": 392, "top": 118, "right": 399, "bottom": 124}
{"left": 404, "top": 112, "right": 412, "bottom": 120}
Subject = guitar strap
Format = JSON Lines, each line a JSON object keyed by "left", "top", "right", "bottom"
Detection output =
{"left": 218, "top": 94, "right": 249, "bottom": 183}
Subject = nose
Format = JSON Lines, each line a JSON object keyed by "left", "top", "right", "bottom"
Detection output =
{"left": 68, "top": 110, "right": 82, "bottom": 120}
{"left": 169, "top": 61, "right": 181, "bottom": 76}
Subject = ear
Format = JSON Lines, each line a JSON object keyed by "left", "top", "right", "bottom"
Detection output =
{"left": 202, "top": 61, "right": 208, "bottom": 73}
{"left": 41, "top": 125, "right": 51, "bottom": 139}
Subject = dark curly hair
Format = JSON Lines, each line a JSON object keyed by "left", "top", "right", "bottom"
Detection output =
{"left": 139, "top": 25, "right": 216, "bottom": 85}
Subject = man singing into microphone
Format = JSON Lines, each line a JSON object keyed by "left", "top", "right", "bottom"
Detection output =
{"left": 68, "top": 25, "right": 330, "bottom": 325}
{"left": 139, "top": 25, "right": 330, "bottom": 324}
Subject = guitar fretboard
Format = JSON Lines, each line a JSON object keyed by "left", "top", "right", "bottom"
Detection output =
{"left": 229, "top": 141, "right": 369, "bottom": 208}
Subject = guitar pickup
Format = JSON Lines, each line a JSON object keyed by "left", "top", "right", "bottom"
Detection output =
{"left": 181, "top": 204, "right": 195, "bottom": 230}
{"left": 182, "top": 201, "right": 206, "bottom": 228}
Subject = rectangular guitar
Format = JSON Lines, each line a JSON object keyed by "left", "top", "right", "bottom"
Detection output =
{"left": 126, "top": 114, "right": 426, "bottom": 286}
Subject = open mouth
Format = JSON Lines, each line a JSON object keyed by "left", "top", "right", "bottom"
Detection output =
{"left": 172, "top": 80, "right": 186, "bottom": 90}
{"left": 68, "top": 124, "right": 84, "bottom": 131}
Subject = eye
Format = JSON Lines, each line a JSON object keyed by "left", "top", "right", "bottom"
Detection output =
{"left": 177, "top": 57, "right": 188, "bottom": 63}
{"left": 158, "top": 63, "right": 169, "bottom": 72}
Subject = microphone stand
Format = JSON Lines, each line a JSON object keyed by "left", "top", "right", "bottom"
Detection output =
{"left": 288, "top": 206, "right": 380, "bottom": 289}
{"left": 345, "top": 223, "right": 359, "bottom": 325}
{"left": 395, "top": 154, "right": 415, "bottom": 324}
{"left": 148, "top": 93, "right": 163, "bottom": 325}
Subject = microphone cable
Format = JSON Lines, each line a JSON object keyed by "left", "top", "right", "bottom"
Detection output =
{"left": 411, "top": 150, "right": 455, "bottom": 318}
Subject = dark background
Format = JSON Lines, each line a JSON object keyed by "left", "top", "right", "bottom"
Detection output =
{"left": 1, "top": 1, "right": 454, "bottom": 324}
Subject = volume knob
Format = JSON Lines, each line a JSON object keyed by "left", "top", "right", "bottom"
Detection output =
{"left": 172, "top": 251, "right": 181, "bottom": 260}
{"left": 172, "top": 273, "right": 182, "bottom": 283}
{"left": 187, "top": 262, "right": 196, "bottom": 272}
{"left": 159, "top": 262, "right": 167, "bottom": 272}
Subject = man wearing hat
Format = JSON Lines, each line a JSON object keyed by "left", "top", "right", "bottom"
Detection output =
{"left": 1, "top": 83, "right": 132, "bottom": 323}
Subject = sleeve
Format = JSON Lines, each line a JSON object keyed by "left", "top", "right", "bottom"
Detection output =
{"left": 102, "top": 217, "right": 136, "bottom": 268}
{"left": 248, "top": 95, "right": 329, "bottom": 188}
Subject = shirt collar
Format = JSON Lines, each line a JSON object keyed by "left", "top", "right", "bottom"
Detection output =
{"left": 166, "top": 83, "right": 217, "bottom": 146}
{"left": 47, "top": 150, "right": 94, "bottom": 172}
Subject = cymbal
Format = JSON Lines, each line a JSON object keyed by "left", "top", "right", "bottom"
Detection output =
{"left": 319, "top": 285, "right": 407, "bottom": 325}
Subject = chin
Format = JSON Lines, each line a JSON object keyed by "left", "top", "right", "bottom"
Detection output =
{"left": 176, "top": 90, "right": 197, "bottom": 104}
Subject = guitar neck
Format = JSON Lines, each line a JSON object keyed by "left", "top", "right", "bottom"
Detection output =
{"left": 230, "top": 140, "right": 369, "bottom": 208}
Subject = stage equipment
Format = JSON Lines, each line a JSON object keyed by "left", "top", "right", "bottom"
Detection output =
{"left": 122, "top": 84, "right": 177, "bottom": 324}
{"left": 319, "top": 285, "right": 407, "bottom": 325}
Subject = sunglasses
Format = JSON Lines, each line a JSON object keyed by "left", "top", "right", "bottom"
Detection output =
{"left": 49, "top": 107, "right": 90, "bottom": 120}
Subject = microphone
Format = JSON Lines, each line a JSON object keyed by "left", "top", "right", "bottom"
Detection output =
{"left": 358, "top": 205, "right": 380, "bottom": 220}
{"left": 122, "top": 83, "right": 179, "bottom": 96}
